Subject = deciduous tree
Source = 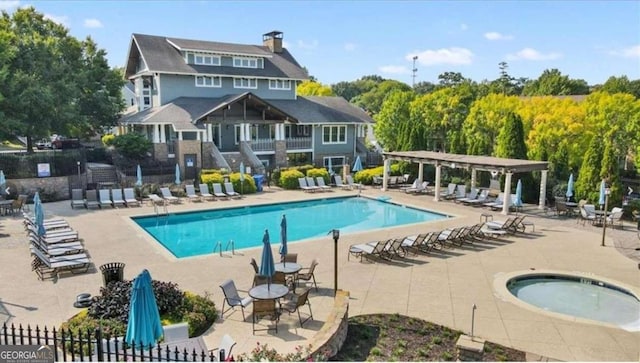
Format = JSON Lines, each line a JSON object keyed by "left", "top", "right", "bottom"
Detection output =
{"left": 296, "top": 80, "right": 334, "bottom": 96}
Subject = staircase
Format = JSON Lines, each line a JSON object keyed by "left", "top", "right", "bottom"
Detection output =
{"left": 87, "top": 163, "right": 118, "bottom": 185}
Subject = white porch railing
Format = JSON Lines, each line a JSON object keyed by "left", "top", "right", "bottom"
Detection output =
{"left": 252, "top": 138, "right": 274, "bottom": 151}
{"left": 286, "top": 137, "right": 312, "bottom": 150}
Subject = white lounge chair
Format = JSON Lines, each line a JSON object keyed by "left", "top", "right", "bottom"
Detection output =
{"left": 111, "top": 188, "right": 126, "bottom": 208}
{"left": 84, "top": 190, "right": 100, "bottom": 209}
{"left": 298, "top": 178, "right": 317, "bottom": 193}
{"left": 123, "top": 188, "right": 141, "bottom": 207}
{"left": 148, "top": 194, "right": 165, "bottom": 205}
{"left": 464, "top": 189, "right": 489, "bottom": 206}
{"left": 483, "top": 193, "right": 504, "bottom": 209}
{"left": 212, "top": 183, "right": 229, "bottom": 199}
{"left": 98, "top": 189, "right": 113, "bottom": 208}
{"left": 439, "top": 183, "right": 457, "bottom": 199}
{"left": 346, "top": 175, "right": 363, "bottom": 190}
{"left": 160, "top": 187, "right": 180, "bottom": 204}
{"left": 198, "top": 183, "right": 215, "bottom": 201}
{"left": 456, "top": 188, "right": 478, "bottom": 204}
{"left": 333, "top": 175, "right": 350, "bottom": 190}
{"left": 307, "top": 177, "right": 326, "bottom": 192}
{"left": 452, "top": 185, "right": 467, "bottom": 201}
{"left": 185, "top": 185, "right": 203, "bottom": 202}
{"left": 70, "top": 189, "right": 84, "bottom": 209}
{"left": 224, "top": 182, "right": 242, "bottom": 199}
{"left": 315, "top": 177, "right": 332, "bottom": 191}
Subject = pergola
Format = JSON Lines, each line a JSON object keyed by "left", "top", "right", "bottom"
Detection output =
{"left": 382, "top": 151, "right": 550, "bottom": 215}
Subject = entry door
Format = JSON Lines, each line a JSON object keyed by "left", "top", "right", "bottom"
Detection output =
{"left": 184, "top": 154, "right": 197, "bottom": 180}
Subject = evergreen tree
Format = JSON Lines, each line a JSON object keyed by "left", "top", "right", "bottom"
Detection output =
{"left": 496, "top": 112, "right": 527, "bottom": 159}
{"left": 575, "top": 136, "right": 603, "bottom": 203}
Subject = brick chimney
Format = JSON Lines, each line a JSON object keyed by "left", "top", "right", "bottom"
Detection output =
{"left": 263, "top": 31, "right": 283, "bottom": 53}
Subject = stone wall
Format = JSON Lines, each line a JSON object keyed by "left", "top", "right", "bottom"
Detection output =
{"left": 7, "top": 176, "right": 71, "bottom": 201}
{"left": 274, "top": 140, "right": 287, "bottom": 168}
{"left": 306, "top": 290, "right": 350, "bottom": 360}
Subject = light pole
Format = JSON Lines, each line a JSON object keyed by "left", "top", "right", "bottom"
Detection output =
{"left": 76, "top": 161, "right": 81, "bottom": 187}
{"left": 601, "top": 187, "right": 610, "bottom": 247}
{"left": 412, "top": 56, "right": 418, "bottom": 88}
{"left": 331, "top": 229, "right": 340, "bottom": 296}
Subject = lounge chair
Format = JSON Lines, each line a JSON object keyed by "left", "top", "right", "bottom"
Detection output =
{"left": 23, "top": 214, "right": 69, "bottom": 232}
{"left": 439, "top": 183, "right": 457, "bottom": 199}
{"left": 346, "top": 175, "right": 363, "bottom": 190}
{"left": 224, "top": 182, "right": 242, "bottom": 199}
{"left": 280, "top": 288, "right": 313, "bottom": 327}
{"left": 438, "top": 227, "right": 465, "bottom": 247}
{"left": 70, "top": 189, "right": 84, "bottom": 209}
{"left": 111, "top": 188, "right": 127, "bottom": 207}
{"left": 351, "top": 239, "right": 391, "bottom": 262}
{"left": 84, "top": 190, "right": 100, "bottom": 209}
{"left": 483, "top": 193, "right": 504, "bottom": 209}
{"left": 307, "top": 177, "right": 328, "bottom": 192}
{"left": 456, "top": 188, "right": 478, "bottom": 204}
{"left": 401, "top": 233, "right": 427, "bottom": 255}
{"left": 198, "top": 183, "right": 215, "bottom": 201}
{"left": 185, "top": 185, "right": 203, "bottom": 202}
{"left": 148, "top": 194, "right": 165, "bottom": 205}
{"left": 123, "top": 188, "right": 141, "bottom": 207}
{"left": 298, "top": 177, "right": 317, "bottom": 193}
{"left": 220, "top": 279, "right": 253, "bottom": 320}
{"left": 315, "top": 177, "right": 332, "bottom": 191}
{"left": 606, "top": 207, "right": 624, "bottom": 229}
{"left": 369, "top": 237, "right": 405, "bottom": 259}
{"left": 333, "top": 175, "right": 350, "bottom": 190}
{"left": 98, "top": 189, "right": 113, "bottom": 208}
{"left": 464, "top": 189, "right": 489, "bottom": 206}
{"left": 486, "top": 216, "right": 526, "bottom": 234}
{"left": 480, "top": 222, "right": 510, "bottom": 239}
{"left": 160, "top": 187, "right": 180, "bottom": 204}
{"left": 405, "top": 181, "right": 429, "bottom": 194}
{"left": 30, "top": 245, "right": 90, "bottom": 280}
{"left": 29, "top": 235, "right": 84, "bottom": 257}
{"left": 452, "top": 185, "right": 467, "bottom": 201}
{"left": 212, "top": 183, "right": 229, "bottom": 199}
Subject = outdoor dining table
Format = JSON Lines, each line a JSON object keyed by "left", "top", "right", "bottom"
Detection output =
{"left": 593, "top": 210, "right": 612, "bottom": 226}
{"left": 275, "top": 262, "right": 302, "bottom": 291}
{"left": 249, "top": 283, "right": 288, "bottom": 300}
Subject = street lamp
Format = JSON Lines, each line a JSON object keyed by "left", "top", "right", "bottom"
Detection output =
{"left": 601, "top": 187, "right": 611, "bottom": 247}
{"left": 76, "top": 161, "right": 81, "bottom": 185}
{"left": 330, "top": 229, "right": 340, "bottom": 296}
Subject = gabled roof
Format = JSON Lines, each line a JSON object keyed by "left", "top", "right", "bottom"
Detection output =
{"left": 125, "top": 34, "right": 308, "bottom": 80}
{"left": 269, "top": 96, "right": 375, "bottom": 124}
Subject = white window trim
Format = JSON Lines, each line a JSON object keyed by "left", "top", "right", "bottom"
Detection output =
{"left": 322, "top": 125, "right": 347, "bottom": 145}
{"left": 233, "top": 56, "right": 258, "bottom": 69}
{"left": 233, "top": 77, "right": 258, "bottom": 89}
{"left": 187, "top": 52, "right": 221, "bottom": 66}
{"left": 324, "top": 156, "right": 345, "bottom": 167}
{"left": 269, "top": 79, "right": 291, "bottom": 90}
{"left": 195, "top": 75, "right": 222, "bottom": 88}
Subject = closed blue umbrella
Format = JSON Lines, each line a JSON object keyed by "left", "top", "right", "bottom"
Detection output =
{"left": 34, "top": 192, "right": 45, "bottom": 236}
{"left": 352, "top": 155, "right": 363, "bottom": 172}
{"left": 174, "top": 163, "right": 181, "bottom": 185}
{"left": 125, "top": 269, "right": 163, "bottom": 349}
{"left": 566, "top": 174, "right": 574, "bottom": 200}
{"left": 327, "top": 158, "right": 333, "bottom": 175}
{"left": 259, "top": 229, "right": 275, "bottom": 288}
{"left": 598, "top": 180, "right": 606, "bottom": 206}
{"left": 239, "top": 162, "right": 245, "bottom": 195}
{"left": 0, "top": 170, "right": 5, "bottom": 197}
{"left": 279, "top": 215, "right": 287, "bottom": 264}
{"left": 136, "top": 165, "right": 142, "bottom": 186}
{"left": 514, "top": 179, "right": 523, "bottom": 207}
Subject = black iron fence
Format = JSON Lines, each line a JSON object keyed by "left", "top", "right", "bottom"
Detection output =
{"left": 0, "top": 323, "right": 218, "bottom": 362}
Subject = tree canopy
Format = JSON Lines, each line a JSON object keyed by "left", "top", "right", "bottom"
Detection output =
{"left": 296, "top": 80, "right": 334, "bottom": 96}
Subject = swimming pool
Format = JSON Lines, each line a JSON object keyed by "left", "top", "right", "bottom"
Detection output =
{"left": 506, "top": 273, "right": 640, "bottom": 331}
{"left": 132, "top": 196, "right": 448, "bottom": 258}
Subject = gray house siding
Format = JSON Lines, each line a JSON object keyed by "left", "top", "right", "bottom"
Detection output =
{"left": 159, "top": 74, "right": 295, "bottom": 105}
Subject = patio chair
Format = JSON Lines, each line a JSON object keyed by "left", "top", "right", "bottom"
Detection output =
{"left": 607, "top": 207, "right": 624, "bottom": 229}
{"left": 307, "top": 177, "right": 327, "bottom": 192}
{"left": 351, "top": 239, "right": 391, "bottom": 262}
{"left": 480, "top": 222, "right": 510, "bottom": 239}
{"left": 98, "top": 189, "right": 113, "bottom": 208}
{"left": 198, "top": 183, "right": 215, "bottom": 201}
{"left": 485, "top": 216, "right": 525, "bottom": 234}
{"left": 123, "top": 188, "right": 141, "bottom": 207}
{"left": 456, "top": 188, "right": 478, "bottom": 204}
{"left": 439, "top": 183, "right": 457, "bottom": 199}
{"left": 84, "top": 190, "right": 100, "bottom": 209}
{"left": 371, "top": 237, "right": 404, "bottom": 259}
{"left": 250, "top": 258, "right": 259, "bottom": 274}
{"left": 554, "top": 200, "right": 570, "bottom": 216}
{"left": 401, "top": 233, "right": 428, "bottom": 255}
{"left": 405, "top": 181, "right": 429, "bottom": 194}
{"left": 224, "top": 182, "right": 242, "bottom": 199}
{"left": 212, "top": 183, "right": 229, "bottom": 199}
{"left": 452, "top": 184, "right": 467, "bottom": 201}
{"left": 465, "top": 189, "right": 490, "bottom": 206}
{"left": 315, "top": 177, "right": 332, "bottom": 191}
{"left": 111, "top": 188, "right": 127, "bottom": 207}
{"left": 148, "top": 194, "right": 165, "bottom": 205}
{"left": 298, "top": 178, "right": 317, "bottom": 193}
{"left": 70, "top": 189, "right": 85, "bottom": 209}
{"left": 282, "top": 253, "right": 298, "bottom": 263}
{"left": 296, "top": 259, "right": 318, "bottom": 291}
{"left": 346, "top": 175, "right": 363, "bottom": 190}
{"left": 333, "top": 175, "right": 350, "bottom": 190}
{"left": 252, "top": 298, "right": 279, "bottom": 334}
{"left": 29, "top": 235, "right": 84, "bottom": 257}
{"left": 209, "top": 334, "right": 236, "bottom": 361}
{"left": 220, "top": 279, "right": 253, "bottom": 320}
{"left": 160, "top": 187, "right": 180, "bottom": 204}
{"left": 185, "top": 185, "right": 203, "bottom": 202}
{"left": 30, "top": 245, "right": 91, "bottom": 280}
{"left": 280, "top": 288, "right": 313, "bottom": 327}
{"left": 578, "top": 206, "right": 596, "bottom": 225}
{"left": 483, "top": 193, "right": 504, "bottom": 209}
{"left": 438, "top": 227, "right": 465, "bottom": 247}
{"left": 9, "top": 195, "right": 27, "bottom": 215}
{"left": 252, "top": 274, "right": 269, "bottom": 287}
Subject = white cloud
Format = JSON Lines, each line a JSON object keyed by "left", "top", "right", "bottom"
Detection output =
{"left": 609, "top": 44, "right": 640, "bottom": 58}
{"left": 506, "top": 47, "right": 562, "bottom": 61}
{"left": 344, "top": 42, "right": 356, "bottom": 51}
{"left": 406, "top": 47, "right": 474, "bottom": 66}
{"left": 460, "top": 23, "right": 468, "bottom": 31}
{"left": 0, "top": 0, "right": 20, "bottom": 11}
{"left": 378, "top": 65, "right": 410, "bottom": 75}
{"left": 83, "top": 18, "right": 103, "bottom": 28}
{"left": 484, "top": 31, "right": 513, "bottom": 41}
{"left": 297, "top": 39, "right": 318, "bottom": 50}
{"left": 43, "top": 13, "right": 68, "bottom": 26}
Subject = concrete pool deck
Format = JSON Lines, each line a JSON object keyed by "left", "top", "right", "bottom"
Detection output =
{"left": 0, "top": 186, "right": 638, "bottom": 361}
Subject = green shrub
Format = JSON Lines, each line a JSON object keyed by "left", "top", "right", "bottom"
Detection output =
{"left": 306, "top": 168, "right": 329, "bottom": 184}
{"left": 101, "top": 134, "right": 115, "bottom": 146}
{"left": 228, "top": 172, "right": 257, "bottom": 194}
{"left": 354, "top": 167, "right": 380, "bottom": 185}
{"left": 272, "top": 168, "right": 282, "bottom": 187}
{"left": 112, "top": 133, "right": 152, "bottom": 161}
{"left": 180, "top": 292, "right": 217, "bottom": 336}
{"left": 135, "top": 183, "right": 160, "bottom": 198}
{"left": 60, "top": 310, "right": 126, "bottom": 356}
{"left": 200, "top": 172, "right": 224, "bottom": 186}
{"left": 279, "top": 169, "right": 305, "bottom": 190}
{"left": 236, "top": 343, "right": 315, "bottom": 362}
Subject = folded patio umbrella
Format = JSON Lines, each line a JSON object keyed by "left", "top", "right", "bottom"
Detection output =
{"left": 566, "top": 174, "right": 574, "bottom": 200}
{"left": 125, "top": 269, "right": 163, "bottom": 349}
{"left": 279, "top": 215, "right": 287, "bottom": 264}
{"left": 174, "top": 163, "right": 181, "bottom": 185}
{"left": 136, "top": 165, "right": 142, "bottom": 186}
{"left": 514, "top": 179, "right": 523, "bottom": 207}
{"left": 352, "top": 155, "right": 363, "bottom": 172}
{"left": 598, "top": 180, "right": 606, "bottom": 207}
{"left": 259, "top": 229, "right": 275, "bottom": 288}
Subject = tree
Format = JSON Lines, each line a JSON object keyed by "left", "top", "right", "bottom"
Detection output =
{"left": 496, "top": 112, "right": 527, "bottom": 159}
{"left": 462, "top": 94, "right": 521, "bottom": 156}
{"left": 413, "top": 81, "right": 437, "bottom": 95}
{"left": 112, "top": 133, "right": 152, "bottom": 160}
{"left": 598, "top": 75, "right": 640, "bottom": 98}
{"left": 296, "top": 80, "right": 334, "bottom": 96}
{"left": 438, "top": 72, "right": 468, "bottom": 87}
{"left": 522, "top": 69, "right": 589, "bottom": 96}
{"left": 373, "top": 90, "right": 415, "bottom": 151}
{"left": 352, "top": 79, "right": 411, "bottom": 115}
{"left": 575, "top": 136, "right": 603, "bottom": 203}
{"left": 0, "top": 7, "right": 124, "bottom": 152}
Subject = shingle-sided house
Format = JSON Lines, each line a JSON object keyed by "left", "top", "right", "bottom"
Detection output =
{"left": 120, "top": 31, "right": 374, "bottom": 179}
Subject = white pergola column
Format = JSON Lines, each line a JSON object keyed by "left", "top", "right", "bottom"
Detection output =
{"left": 159, "top": 124, "right": 166, "bottom": 143}
{"left": 539, "top": 169, "right": 548, "bottom": 209}
{"left": 152, "top": 124, "right": 160, "bottom": 143}
{"left": 418, "top": 162, "right": 424, "bottom": 183}
{"left": 470, "top": 168, "right": 477, "bottom": 189}
{"left": 382, "top": 158, "right": 390, "bottom": 191}
{"left": 434, "top": 164, "right": 442, "bottom": 202}
{"left": 502, "top": 172, "right": 513, "bottom": 215}
{"left": 245, "top": 124, "right": 251, "bottom": 142}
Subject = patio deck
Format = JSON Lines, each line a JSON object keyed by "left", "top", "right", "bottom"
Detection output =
{"left": 0, "top": 186, "right": 638, "bottom": 361}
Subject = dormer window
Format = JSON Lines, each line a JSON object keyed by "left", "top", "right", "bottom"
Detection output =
{"left": 269, "top": 79, "right": 291, "bottom": 90}
{"left": 233, "top": 57, "right": 258, "bottom": 68}
{"left": 186, "top": 52, "right": 221, "bottom": 66}
{"left": 195, "top": 75, "right": 221, "bottom": 88}
{"left": 234, "top": 77, "right": 257, "bottom": 89}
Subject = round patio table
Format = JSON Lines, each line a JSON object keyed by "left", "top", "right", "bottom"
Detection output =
{"left": 275, "top": 262, "right": 301, "bottom": 274}
{"left": 249, "top": 283, "right": 288, "bottom": 300}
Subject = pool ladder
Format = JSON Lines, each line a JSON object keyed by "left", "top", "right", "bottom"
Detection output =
{"left": 154, "top": 202, "right": 168, "bottom": 217}
{"left": 214, "top": 239, "right": 242, "bottom": 257}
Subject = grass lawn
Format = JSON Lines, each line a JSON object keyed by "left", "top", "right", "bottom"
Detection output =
{"left": 332, "top": 314, "right": 526, "bottom": 362}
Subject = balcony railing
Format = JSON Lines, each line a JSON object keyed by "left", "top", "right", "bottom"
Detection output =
{"left": 252, "top": 138, "right": 274, "bottom": 152}
{"left": 286, "top": 137, "right": 311, "bottom": 150}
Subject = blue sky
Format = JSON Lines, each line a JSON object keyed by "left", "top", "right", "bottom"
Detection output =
{"left": 2, "top": 0, "right": 639, "bottom": 85}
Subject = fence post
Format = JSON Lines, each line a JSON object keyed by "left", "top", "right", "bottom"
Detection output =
{"left": 95, "top": 327, "right": 104, "bottom": 362}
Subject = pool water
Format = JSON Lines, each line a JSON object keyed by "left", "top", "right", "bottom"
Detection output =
{"left": 508, "top": 275, "right": 640, "bottom": 331}
{"left": 133, "top": 196, "right": 448, "bottom": 258}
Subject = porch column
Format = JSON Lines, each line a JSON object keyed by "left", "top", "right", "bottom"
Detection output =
{"left": 275, "top": 124, "right": 281, "bottom": 140}
{"left": 153, "top": 124, "right": 160, "bottom": 143}
{"left": 160, "top": 124, "right": 166, "bottom": 143}
{"left": 244, "top": 124, "right": 251, "bottom": 142}
{"left": 418, "top": 162, "right": 424, "bottom": 183}
{"left": 434, "top": 163, "right": 441, "bottom": 202}
{"left": 240, "top": 123, "right": 246, "bottom": 142}
{"left": 470, "top": 168, "right": 477, "bottom": 189}
{"left": 539, "top": 169, "right": 548, "bottom": 210}
{"left": 178, "top": 131, "right": 183, "bottom": 141}
{"left": 382, "top": 158, "right": 390, "bottom": 191}
{"left": 502, "top": 172, "right": 513, "bottom": 215}
{"left": 207, "top": 124, "right": 213, "bottom": 142}
{"left": 196, "top": 130, "right": 201, "bottom": 141}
